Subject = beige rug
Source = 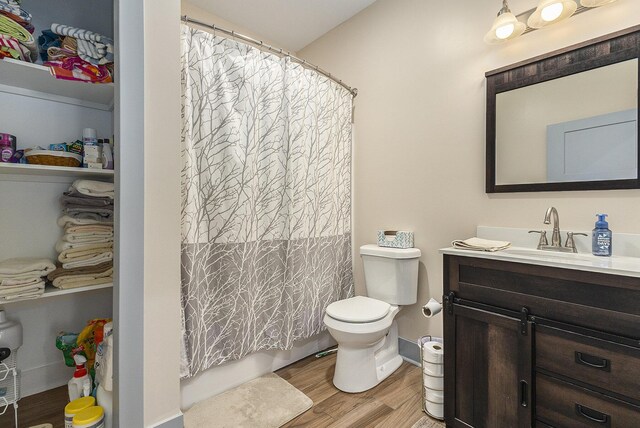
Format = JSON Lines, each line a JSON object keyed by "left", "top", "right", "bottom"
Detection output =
{"left": 411, "top": 415, "right": 445, "bottom": 428}
{"left": 184, "top": 373, "right": 312, "bottom": 428}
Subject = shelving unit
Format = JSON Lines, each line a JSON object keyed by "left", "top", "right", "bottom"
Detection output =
{"left": 0, "top": 163, "right": 114, "bottom": 179}
{"left": 1, "top": 284, "right": 113, "bottom": 306}
{"left": 0, "top": 58, "right": 114, "bottom": 110}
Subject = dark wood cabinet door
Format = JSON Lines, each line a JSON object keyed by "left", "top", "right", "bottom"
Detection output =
{"left": 444, "top": 303, "right": 533, "bottom": 428}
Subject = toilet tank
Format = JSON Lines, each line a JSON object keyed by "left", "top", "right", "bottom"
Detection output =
{"left": 360, "top": 244, "right": 421, "bottom": 305}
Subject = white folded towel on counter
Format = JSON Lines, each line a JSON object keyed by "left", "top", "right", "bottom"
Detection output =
{"left": 0, "top": 257, "right": 56, "bottom": 279}
{"left": 71, "top": 179, "right": 114, "bottom": 199}
{"left": 451, "top": 237, "right": 511, "bottom": 252}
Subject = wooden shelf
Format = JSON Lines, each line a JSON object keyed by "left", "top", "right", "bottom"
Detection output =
{"left": 0, "top": 58, "right": 114, "bottom": 110}
{"left": 1, "top": 283, "right": 113, "bottom": 305}
{"left": 0, "top": 163, "right": 114, "bottom": 180}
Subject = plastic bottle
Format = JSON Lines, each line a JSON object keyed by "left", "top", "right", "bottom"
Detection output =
{"left": 68, "top": 354, "right": 93, "bottom": 401}
{"left": 97, "top": 384, "right": 113, "bottom": 428}
{"left": 592, "top": 214, "right": 612, "bottom": 257}
{"left": 0, "top": 310, "right": 23, "bottom": 350}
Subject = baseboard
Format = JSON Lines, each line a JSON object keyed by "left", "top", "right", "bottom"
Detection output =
{"left": 21, "top": 360, "right": 70, "bottom": 397}
{"left": 398, "top": 336, "right": 420, "bottom": 367}
{"left": 150, "top": 412, "right": 184, "bottom": 428}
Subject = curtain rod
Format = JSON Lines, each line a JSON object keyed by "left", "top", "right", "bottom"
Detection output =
{"left": 181, "top": 15, "right": 358, "bottom": 98}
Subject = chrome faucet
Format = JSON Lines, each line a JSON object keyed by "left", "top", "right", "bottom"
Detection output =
{"left": 543, "top": 207, "right": 562, "bottom": 247}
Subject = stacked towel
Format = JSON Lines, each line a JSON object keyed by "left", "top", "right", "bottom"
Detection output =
{"left": 0, "top": 1, "right": 36, "bottom": 62}
{"left": 451, "top": 237, "right": 511, "bottom": 252}
{"left": 48, "top": 180, "right": 114, "bottom": 290}
{"left": 0, "top": 257, "right": 55, "bottom": 301}
{"left": 39, "top": 23, "right": 113, "bottom": 83}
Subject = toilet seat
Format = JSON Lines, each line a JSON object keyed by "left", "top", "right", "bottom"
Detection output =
{"left": 326, "top": 296, "right": 391, "bottom": 323}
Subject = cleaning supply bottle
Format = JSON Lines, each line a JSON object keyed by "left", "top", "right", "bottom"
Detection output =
{"left": 68, "top": 354, "right": 92, "bottom": 401}
{"left": 592, "top": 214, "right": 612, "bottom": 257}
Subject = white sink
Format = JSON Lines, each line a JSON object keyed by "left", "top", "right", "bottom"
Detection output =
{"left": 501, "top": 247, "right": 598, "bottom": 262}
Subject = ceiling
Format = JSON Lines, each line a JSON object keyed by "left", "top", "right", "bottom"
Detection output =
{"left": 187, "top": 0, "right": 377, "bottom": 52}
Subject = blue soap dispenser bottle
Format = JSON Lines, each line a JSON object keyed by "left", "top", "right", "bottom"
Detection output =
{"left": 592, "top": 214, "right": 612, "bottom": 257}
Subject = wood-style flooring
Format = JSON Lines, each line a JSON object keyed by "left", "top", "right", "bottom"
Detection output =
{"left": 0, "top": 352, "right": 444, "bottom": 428}
{"left": 276, "top": 352, "right": 444, "bottom": 428}
{"left": 0, "top": 384, "right": 67, "bottom": 428}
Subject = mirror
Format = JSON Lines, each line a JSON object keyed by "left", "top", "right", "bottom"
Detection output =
{"left": 486, "top": 27, "right": 640, "bottom": 193}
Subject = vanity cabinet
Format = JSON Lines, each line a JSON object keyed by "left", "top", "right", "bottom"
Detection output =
{"left": 443, "top": 255, "right": 640, "bottom": 428}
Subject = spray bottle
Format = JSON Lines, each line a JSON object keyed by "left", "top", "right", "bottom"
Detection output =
{"left": 68, "top": 354, "right": 92, "bottom": 401}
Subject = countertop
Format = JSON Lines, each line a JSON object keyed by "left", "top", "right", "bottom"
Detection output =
{"left": 440, "top": 246, "right": 640, "bottom": 278}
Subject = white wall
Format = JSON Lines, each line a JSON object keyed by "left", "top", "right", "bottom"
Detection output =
{"left": 299, "top": 0, "right": 640, "bottom": 342}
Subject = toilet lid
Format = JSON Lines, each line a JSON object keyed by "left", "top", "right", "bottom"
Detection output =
{"left": 326, "top": 296, "right": 391, "bottom": 323}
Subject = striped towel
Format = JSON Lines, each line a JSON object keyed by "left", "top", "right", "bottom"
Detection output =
{"left": 50, "top": 23, "right": 113, "bottom": 65}
{"left": 0, "top": 33, "right": 30, "bottom": 61}
{"left": 0, "top": 0, "right": 31, "bottom": 24}
{"left": 0, "top": 13, "right": 36, "bottom": 60}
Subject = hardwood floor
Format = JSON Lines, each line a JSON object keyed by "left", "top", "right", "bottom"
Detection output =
{"left": 0, "top": 385, "right": 67, "bottom": 428}
{"left": 276, "top": 352, "right": 444, "bottom": 428}
{"left": 1, "top": 352, "right": 444, "bottom": 428}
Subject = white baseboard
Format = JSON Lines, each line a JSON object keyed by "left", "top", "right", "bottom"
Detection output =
{"left": 21, "top": 360, "right": 70, "bottom": 397}
{"left": 150, "top": 412, "right": 184, "bottom": 428}
{"left": 180, "top": 331, "right": 336, "bottom": 410}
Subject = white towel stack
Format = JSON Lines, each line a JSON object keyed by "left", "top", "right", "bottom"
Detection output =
{"left": 0, "top": 257, "right": 56, "bottom": 301}
{"left": 47, "top": 180, "right": 114, "bottom": 290}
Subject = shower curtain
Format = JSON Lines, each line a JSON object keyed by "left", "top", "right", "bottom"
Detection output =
{"left": 180, "top": 25, "right": 354, "bottom": 377}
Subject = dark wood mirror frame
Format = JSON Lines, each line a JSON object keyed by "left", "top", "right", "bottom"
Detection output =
{"left": 486, "top": 26, "right": 640, "bottom": 193}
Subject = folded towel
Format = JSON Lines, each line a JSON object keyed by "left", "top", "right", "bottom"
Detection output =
{"left": 50, "top": 23, "right": 114, "bottom": 65}
{"left": 0, "top": 33, "right": 30, "bottom": 61}
{"left": 70, "top": 179, "right": 114, "bottom": 199}
{"left": 58, "top": 246, "right": 113, "bottom": 263}
{"left": 65, "top": 225, "right": 113, "bottom": 234}
{"left": 62, "top": 233, "right": 114, "bottom": 244}
{"left": 0, "top": 1, "right": 32, "bottom": 24}
{"left": 451, "top": 237, "right": 511, "bottom": 252}
{"left": 55, "top": 240, "right": 112, "bottom": 253}
{"left": 61, "top": 252, "right": 113, "bottom": 269}
{"left": 47, "top": 261, "right": 113, "bottom": 281}
{"left": 0, "top": 257, "right": 56, "bottom": 279}
{"left": 0, "top": 14, "right": 37, "bottom": 61}
{"left": 58, "top": 214, "right": 113, "bottom": 228}
{"left": 62, "top": 189, "right": 113, "bottom": 207}
{"left": 64, "top": 207, "right": 113, "bottom": 217}
{"left": 0, "top": 277, "right": 43, "bottom": 287}
{"left": 0, "top": 280, "right": 45, "bottom": 301}
{"left": 52, "top": 276, "right": 112, "bottom": 290}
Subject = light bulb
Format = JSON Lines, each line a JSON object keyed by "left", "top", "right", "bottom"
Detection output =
{"left": 541, "top": 2, "right": 564, "bottom": 21}
{"left": 495, "top": 24, "right": 515, "bottom": 39}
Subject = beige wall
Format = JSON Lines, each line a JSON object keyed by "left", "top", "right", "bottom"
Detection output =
{"left": 497, "top": 59, "right": 637, "bottom": 184}
{"left": 299, "top": 0, "right": 640, "bottom": 342}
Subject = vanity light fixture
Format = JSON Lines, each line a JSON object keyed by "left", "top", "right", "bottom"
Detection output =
{"left": 484, "top": 0, "right": 527, "bottom": 44}
{"left": 580, "top": 0, "right": 617, "bottom": 6}
{"left": 527, "top": 0, "right": 578, "bottom": 28}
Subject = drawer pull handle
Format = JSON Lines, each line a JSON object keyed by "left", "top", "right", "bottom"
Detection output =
{"left": 575, "top": 351, "right": 610, "bottom": 372}
{"left": 519, "top": 380, "right": 528, "bottom": 407}
{"left": 575, "top": 404, "right": 610, "bottom": 425}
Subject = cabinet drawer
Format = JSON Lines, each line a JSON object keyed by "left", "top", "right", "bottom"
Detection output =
{"left": 536, "top": 326, "right": 640, "bottom": 401}
{"left": 536, "top": 374, "right": 640, "bottom": 427}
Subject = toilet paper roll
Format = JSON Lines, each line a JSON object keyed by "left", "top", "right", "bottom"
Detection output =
{"left": 422, "top": 341, "right": 444, "bottom": 364}
{"left": 423, "top": 361, "right": 444, "bottom": 377}
{"left": 425, "top": 387, "right": 444, "bottom": 404}
{"left": 425, "top": 399, "right": 444, "bottom": 419}
{"left": 423, "top": 372, "right": 444, "bottom": 390}
{"left": 422, "top": 298, "right": 442, "bottom": 318}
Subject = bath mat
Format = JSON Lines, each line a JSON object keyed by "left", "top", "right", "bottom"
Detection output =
{"left": 411, "top": 415, "right": 445, "bottom": 428}
{"left": 184, "top": 373, "right": 312, "bottom": 428}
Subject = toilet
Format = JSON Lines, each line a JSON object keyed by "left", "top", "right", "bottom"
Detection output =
{"left": 323, "top": 244, "right": 421, "bottom": 393}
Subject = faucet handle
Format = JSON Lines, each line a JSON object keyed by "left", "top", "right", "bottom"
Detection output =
{"left": 529, "top": 230, "right": 548, "bottom": 249}
{"left": 565, "top": 232, "right": 587, "bottom": 253}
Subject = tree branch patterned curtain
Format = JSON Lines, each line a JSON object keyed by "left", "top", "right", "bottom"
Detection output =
{"left": 180, "top": 25, "right": 354, "bottom": 377}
